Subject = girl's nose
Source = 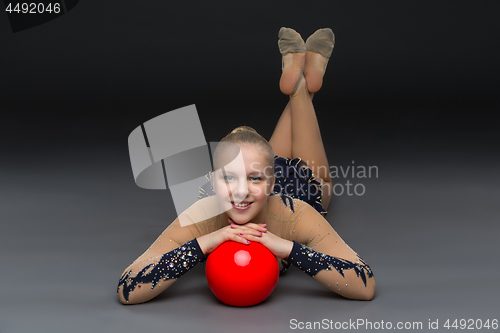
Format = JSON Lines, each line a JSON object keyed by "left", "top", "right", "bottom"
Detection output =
{"left": 231, "top": 180, "right": 249, "bottom": 201}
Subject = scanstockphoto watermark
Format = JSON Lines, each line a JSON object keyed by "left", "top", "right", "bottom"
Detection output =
{"left": 289, "top": 318, "right": 499, "bottom": 330}
{"left": 290, "top": 318, "right": 423, "bottom": 330}
{"left": 270, "top": 160, "right": 378, "bottom": 199}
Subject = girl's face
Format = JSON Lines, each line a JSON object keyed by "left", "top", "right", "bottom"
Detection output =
{"left": 212, "top": 144, "right": 274, "bottom": 225}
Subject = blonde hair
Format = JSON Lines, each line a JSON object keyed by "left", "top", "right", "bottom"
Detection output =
{"left": 213, "top": 126, "right": 275, "bottom": 176}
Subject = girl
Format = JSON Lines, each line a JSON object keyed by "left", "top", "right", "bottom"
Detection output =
{"left": 117, "top": 27, "right": 375, "bottom": 305}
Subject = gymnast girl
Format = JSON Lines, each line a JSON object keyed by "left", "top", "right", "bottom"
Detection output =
{"left": 117, "top": 27, "right": 376, "bottom": 305}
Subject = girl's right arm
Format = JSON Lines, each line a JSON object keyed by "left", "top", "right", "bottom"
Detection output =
{"left": 117, "top": 200, "right": 251, "bottom": 305}
{"left": 117, "top": 237, "right": 204, "bottom": 304}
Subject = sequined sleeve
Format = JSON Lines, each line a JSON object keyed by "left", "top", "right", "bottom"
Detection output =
{"left": 286, "top": 241, "right": 373, "bottom": 287}
{"left": 117, "top": 238, "right": 205, "bottom": 303}
{"left": 117, "top": 196, "right": 226, "bottom": 305}
{"left": 273, "top": 197, "right": 376, "bottom": 300}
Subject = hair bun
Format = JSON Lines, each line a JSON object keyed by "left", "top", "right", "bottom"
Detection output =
{"left": 216, "top": 125, "right": 274, "bottom": 171}
{"left": 230, "top": 126, "right": 257, "bottom": 134}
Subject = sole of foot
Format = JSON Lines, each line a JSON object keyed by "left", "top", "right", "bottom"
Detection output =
{"left": 304, "top": 51, "right": 329, "bottom": 93}
{"left": 304, "top": 28, "right": 335, "bottom": 93}
{"left": 278, "top": 27, "right": 306, "bottom": 95}
{"left": 280, "top": 52, "right": 305, "bottom": 95}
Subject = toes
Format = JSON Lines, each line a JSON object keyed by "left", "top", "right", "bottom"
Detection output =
{"left": 278, "top": 27, "right": 306, "bottom": 55}
{"left": 305, "top": 28, "right": 335, "bottom": 59}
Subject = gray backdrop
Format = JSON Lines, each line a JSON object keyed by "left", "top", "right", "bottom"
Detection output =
{"left": 1, "top": 1, "right": 499, "bottom": 332}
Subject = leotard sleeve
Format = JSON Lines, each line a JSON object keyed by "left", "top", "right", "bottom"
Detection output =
{"left": 268, "top": 195, "right": 375, "bottom": 300}
{"left": 285, "top": 240, "right": 374, "bottom": 299}
{"left": 117, "top": 196, "right": 226, "bottom": 304}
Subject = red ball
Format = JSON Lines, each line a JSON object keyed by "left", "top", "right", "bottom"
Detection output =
{"left": 205, "top": 241, "right": 279, "bottom": 306}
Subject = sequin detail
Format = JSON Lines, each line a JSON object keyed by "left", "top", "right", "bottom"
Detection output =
{"left": 197, "top": 172, "right": 214, "bottom": 200}
{"left": 279, "top": 259, "right": 292, "bottom": 276}
{"left": 286, "top": 241, "right": 374, "bottom": 286}
{"left": 117, "top": 239, "right": 205, "bottom": 302}
{"left": 272, "top": 156, "right": 325, "bottom": 215}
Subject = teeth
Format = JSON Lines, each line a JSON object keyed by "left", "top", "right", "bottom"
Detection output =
{"left": 233, "top": 202, "right": 251, "bottom": 207}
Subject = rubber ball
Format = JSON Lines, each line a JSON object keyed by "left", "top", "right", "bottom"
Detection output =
{"left": 205, "top": 241, "right": 279, "bottom": 306}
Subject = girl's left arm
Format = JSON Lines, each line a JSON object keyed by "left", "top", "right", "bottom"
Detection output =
{"left": 288, "top": 202, "right": 376, "bottom": 300}
{"left": 239, "top": 201, "right": 376, "bottom": 300}
{"left": 238, "top": 200, "right": 375, "bottom": 300}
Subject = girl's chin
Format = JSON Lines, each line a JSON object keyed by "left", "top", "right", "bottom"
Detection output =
{"left": 228, "top": 215, "right": 253, "bottom": 225}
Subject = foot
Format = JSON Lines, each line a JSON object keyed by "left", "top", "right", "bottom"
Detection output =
{"left": 290, "top": 74, "right": 309, "bottom": 98}
{"left": 278, "top": 27, "right": 306, "bottom": 95}
{"left": 304, "top": 28, "right": 335, "bottom": 93}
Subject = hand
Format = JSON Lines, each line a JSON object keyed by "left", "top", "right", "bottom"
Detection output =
{"left": 230, "top": 218, "right": 293, "bottom": 259}
{"left": 196, "top": 222, "right": 252, "bottom": 256}
{"left": 229, "top": 219, "right": 267, "bottom": 240}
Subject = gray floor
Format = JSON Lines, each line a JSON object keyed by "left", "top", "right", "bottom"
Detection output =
{"left": 1, "top": 131, "right": 499, "bottom": 333}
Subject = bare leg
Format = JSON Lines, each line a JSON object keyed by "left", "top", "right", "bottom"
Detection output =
{"left": 289, "top": 78, "right": 332, "bottom": 210}
{"left": 269, "top": 101, "right": 293, "bottom": 159}
{"left": 269, "top": 81, "right": 332, "bottom": 210}
{"left": 270, "top": 28, "right": 334, "bottom": 211}
{"left": 269, "top": 91, "right": 315, "bottom": 159}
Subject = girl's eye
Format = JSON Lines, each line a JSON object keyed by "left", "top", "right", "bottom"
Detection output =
{"left": 223, "top": 176, "right": 261, "bottom": 181}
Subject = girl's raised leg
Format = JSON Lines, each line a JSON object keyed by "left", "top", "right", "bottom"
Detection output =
{"left": 269, "top": 101, "right": 293, "bottom": 159}
{"left": 288, "top": 78, "right": 333, "bottom": 211}
{"left": 269, "top": 91, "right": 316, "bottom": 159}
{"left": 270, "top": 28, "right": 335, "bottom": 211}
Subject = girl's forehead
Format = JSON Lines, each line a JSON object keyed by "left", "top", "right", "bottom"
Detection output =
{"left": 217, "top": 143, "right": 266, "bottom": 161}
{"left": 241, "top": 144, "right": 268, "bottom": 158}
{"left": 214, "top": 143, "right": 271, "bottom": 173}
{"left": 223, "top": 158, "right": 267, "bottom": 172}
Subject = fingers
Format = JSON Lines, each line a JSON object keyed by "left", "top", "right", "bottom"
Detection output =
{"left": 230, "top": 224, "right": 265, "bottom": 239}
{"left": 241, "top": 233, "right": 264, "bottom": 244}
{"left": 224, "top": 228, "right": 251, "bottom": 245}
{"left": 225, "top": 218, "right": 270, "bottom": 245}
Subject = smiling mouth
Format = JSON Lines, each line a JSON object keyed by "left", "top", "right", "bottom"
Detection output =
{"left": 230, "top": 201, "right": 253, "bottom": 210}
